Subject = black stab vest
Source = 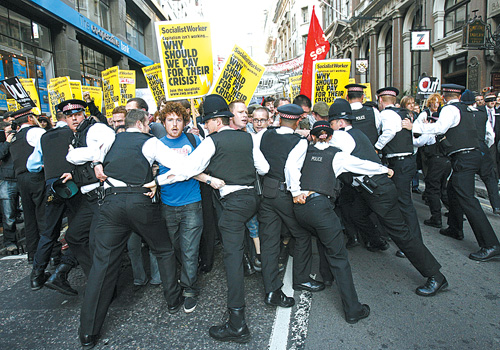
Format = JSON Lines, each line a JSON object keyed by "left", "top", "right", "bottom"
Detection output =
{"left": 444, "top": 103, "right": 480, "bottom": 155}
{"left": 40, "top": 126, "right": 74, "bottom": 181}
{"left": 345, "top": 128, "right": 382, "bottom": 164}
{"left": 205, "top": 130, "right": 255, "bottom": 186}
{"left": 472, "top": 107, "right": 488, "bottom": 146}
{"left": 299, "top": 145, "right": 340, "bottom": 197}
{"left": 351, "top": 106, "right": 379, "bottom": 146}
{"left": 10, "top": 126, "right": 38, "bottom": 176}
{"left": 382, "top": 107, "right": 414, "bottom": 155}
{"left": 103, "top": 132, "right": 153, "bottom": 186}
{"left": 260, "top": 128, "right": 302, "bottom": 182}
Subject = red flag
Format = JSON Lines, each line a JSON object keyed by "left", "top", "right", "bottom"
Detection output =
{"left": 300, "top": 6, "right": 330, "bottom": 99}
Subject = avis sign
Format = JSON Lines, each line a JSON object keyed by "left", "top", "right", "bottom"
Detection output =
{"left": 411, "top": 30, "right": 431, "bottom": 51}
{"left": 417, "top": 76, "right": 439, "bottom": 99}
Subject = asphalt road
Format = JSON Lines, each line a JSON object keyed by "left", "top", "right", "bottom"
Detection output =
{"left": 0, "top": 191, "right": 499, "bottom": 350}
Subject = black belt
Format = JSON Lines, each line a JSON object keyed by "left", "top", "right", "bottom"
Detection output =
{"left": 85, "top": 188, "right": 99, "bottom": 200}
{"left": 388, "top": 155, "right": 412, "bottom": 161}
{"left": 104, "top": 187, "right": 148, "bottom": 195}
{"left": 279, "top": 182, "right": 288, "bottom": 192}
{"left": 305, "top": 192, "right": 330, "bottom": 203}
{"left": 451, "top": 149, "right": 476, "bottom": 156}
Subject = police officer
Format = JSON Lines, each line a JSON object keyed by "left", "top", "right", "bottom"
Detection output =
{"left": 161, "top": 94, "right": 269, "bottom": 343}
{"left": 79, "top": 109, "right": 184, "bottom": 348}
{"left": 8, "top": 107, "right": 46, "bottom": 264}
{"left": 287, "top": 121, "right": 389, "bottom": 323}
{"left": 64, "top": 99, "right": 116, "bottom": 276}
{"left": 328, "top": 98, "right": 448, "bottom": 296}
{"left": 345, "top": 83, "right": 381, "bottom": 146}
{"left": 375, "top": 87, "right": 422, "bottom": 258}
{"left": 257, "top": 103, "right": 324, "bottom": 294}
{"left": 414, "top": 84, "right": 500, "bottom": 261}
{"left": 27, "top": 109, "right": 81, "bottom": 295}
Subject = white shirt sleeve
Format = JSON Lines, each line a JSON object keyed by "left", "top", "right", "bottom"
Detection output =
{"left": 66, "top": 123, "right": 115, "bottom": 165}
{"left": 374, "top": 109, "right": 402, "bottom": 151}
{"left": 413, "top": 134, "right": 436, "bottom": 148}
{"left": 374, "top": 108, "right": 382, "bottom": 133}
{"left": 329, "top": 130, "right": 356, "bottom": 154}
{"left": 284, "top": 139, "right": 308, "bottom": 196}
{"left": 142, "top": 137, "right": 186, "bottom": 168}
{"left": 485, "top": 120, "right": 495, "bottom": 148}
{"left": 26, "top": 127, "right": 45, "bottom": 147}
{"left": 252, "top": 137, "right": 269, "bottom": 175}
{"left": 412, "top": 104, "right": 460, "bottom": 135}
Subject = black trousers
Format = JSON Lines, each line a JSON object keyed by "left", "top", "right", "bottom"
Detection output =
{"left": 478, "top": 145, "right": 500, "bottom": 209}
{"left": 447, "top": 150, "right": 500, "bottom": 247}
{"left": 16, "top": 171, "right": 46, "bottom": 257}
{"left": 198, "top": 183, "right": 219, "bottom": 270}
{"left": 32, "top": 182, "right": 82, "bottom": 271}
{"left": 353, "top": 175, "right": 441, "bottom": 278}
{"left": 80, "top": 192, "right": 180, "bottom": 336}
{"left": 387, "top": 156, "right": 422, "bottom": 242}
{"left": 258, "top": 190, "right": 311, "bottom": 293}
{"left": 65, "top": 194, "right": 100, "bottom": 277}
{"left": 424, "top": 156, "right": 451, "bottom": 221}
{"left": 294, "top": 195, "right": 363, "bottom": 317}
{"left": 218, "top": 189, "right": 258, "bottom": 308}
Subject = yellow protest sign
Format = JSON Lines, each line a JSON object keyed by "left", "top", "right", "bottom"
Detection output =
{"left": 210, "top": 45, "right": 265, "bottom": 106}
{"left": 70, "top": 80, "right": 83, "bottom": 100}
{"left": 7, "top": 99, "right": 19, "bottom": 111}
{"left": 348, "top": 78, "right": 355, "bottom": 84}
{"left": 363, "top": 83, "right": 372, "bottom": 102}
{"left": 47, "top": 77, "right": 72, "bottom": 117}
{"left": 312, "top": 59, "right": 351, "bottom": 104}
{"left": 101, "top": 66, "right": 121, "bottom": 118}
{"left": 289, "top": 75, "right": 302, "bottom": 102}
{"left": 142, "top": 63, "right": 165, "bottom": 105}
{"left": 119, "top": 70, "right": 136, "bottom": 105}
{"left": 19, "top": 78, "right": 41, "bottom": 114}
{"left": 155, "top": 21, "right": 212, "bottom": 100}
{"left": 82, "top": 86, "right": 103, "bottom": 115}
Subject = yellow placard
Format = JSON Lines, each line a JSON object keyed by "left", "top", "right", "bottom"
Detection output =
{"left": 363, "top": 83, "right": 372, "bottom": 102}
{"left": 101, "top": 66, "right": 121, "bottom": 118}
{"left": 82, "top": 86, "right": 103, "bottom": 115}
{"left": 210, "top": 45, "right": 265, "bottom": 106}
{"left": 312, "top": 59, "right": 351, "bottom": 104}
{"left": 289, "top": 75, "right": 302, "bottom": 102}
{"left": 48, "top": 77, "right": 72, "bottom": 117}
{"left": 7, "top": 99, "right": 19, "bottom": 111}
{"left": 142, "top": 63, "right": 165, "bottom": 105}
{"left": 70, "top": 80, "right": 83, "bottom": 100}
{"left": 119, "top": 70, "right": 136, "bottom": 105}
{"left": 348, "top": 78, "right": 355, "bottom": 84}
{"left": 155, "top": 21, "right": 213, "bottom": 100}
{"left": 19, "top": 78, "right": 41, "bottom": 114}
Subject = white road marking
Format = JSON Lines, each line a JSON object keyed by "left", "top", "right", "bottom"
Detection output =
{"left": 289, "top": 290, "right": 313, "bottom": 350}
{"left": 1, "top": 254, "right": 27, "bottom": 260}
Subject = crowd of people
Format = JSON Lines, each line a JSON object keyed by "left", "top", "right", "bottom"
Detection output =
{"left": 0, "top": 82, "right": 499, "bottom": 348}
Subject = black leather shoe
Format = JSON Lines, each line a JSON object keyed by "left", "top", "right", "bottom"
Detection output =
{"left": 209, "top": 307, "right": 251, "bottom": 343}
{"left": 415, "top": 275, "right": 448, "bottom": 296}
{"left": 30, "top": 270, "right": 50, "bottom": 291}
{"left": 345, "top": 237, "right": 360, "bottom": 249}
{"left": 293, "top": 278, "right": 325, "bottom": 292}
{"left": 469, "top": 246, "right": 500, "bottom": 262}
{"left": 265, "top": 289, "right": 295, "bottom": 308}
{"left": 424, "top": 218, "right": 442, "bottom": 228}
{"left": 323, "top": 280, "right": 334, "bottom": 287}
{"left": 44, "top": 263, "right": 78, "bottom": 296}
{"left": 412, "top": 188, "right": 422, "bottom": 194}
{"left": 439, "top": 227, "right": 464, "bottom": 240}
{"left": 395, "top": 250, "right": 406, "bottom": 258}
{"left": 167, "top": 294, "right": 185, "bottom": 314}
{"left": 79, "top": 332, "right": 99, "bottom": 349}
{"left": 345, "top": 304, "right": 370, "bottom": 324}
{"left": 366, "top": 239, "right": 389, "bottom": 252}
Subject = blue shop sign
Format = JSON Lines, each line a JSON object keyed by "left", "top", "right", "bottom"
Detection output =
{"left": 28, "top": 0, "right": 154, "bottom": 66}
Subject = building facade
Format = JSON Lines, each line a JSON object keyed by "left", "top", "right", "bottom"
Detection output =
{"left": 0, "top": 0, "right": 198, "bottom": 114}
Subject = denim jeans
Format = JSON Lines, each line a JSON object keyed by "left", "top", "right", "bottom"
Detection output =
{"left": 0, "top": 180, "right": 18, "bottom": 246}
{"left": 127, "top": 232, "right": 161, "bottom": 285}
{"left": 161, "top": 201, "right": 203, "bottom": 297}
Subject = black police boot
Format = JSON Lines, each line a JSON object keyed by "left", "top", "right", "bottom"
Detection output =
{"left": 209, "top": 307, "right": 251, "bottom": 343}
{"left": 243, "top": 253, "right": 255, "bottom": 276}
{"left": 44, "top": 263, "right": 78, "bottom": 296}
{"left": 30, "top": 269, "right": 50, "bottom": 291}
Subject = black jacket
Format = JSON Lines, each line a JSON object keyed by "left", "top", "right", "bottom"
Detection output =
{"left": 0, "top": 141, "right": 16, "bottom": 181}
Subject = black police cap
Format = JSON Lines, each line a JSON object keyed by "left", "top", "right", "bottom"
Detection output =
{"left": 311, "top": 120, "right": 333, "bottom": 137}
{"left": 328, "top": 98, "right": 354, "bottom": 121}
{"left": 202, "top": 94, "right": 233, "bottom": 123}
{"left": 57, "top": 99, "right": 88, "bottom": 116}
{"left": 11, "top": 106, "right": 36, "bottom": 119}
{"left": 460, "top": 89, "right": 475, "bottom": 105}
{"left": 441, "top": 84, "right": 465, "bottom": 94}
{"left": 277, "top": 104, "right": 304, "bottom": 120}
{"left": 345, "top": 83, "right": 366, "bottom": 92}
{"left": 376, "top": 87, "right": 399, "bottom": 97}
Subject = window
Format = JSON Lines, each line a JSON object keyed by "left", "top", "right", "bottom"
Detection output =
{"left": 302, "top": 7, "right": 308, "bottom": 23}
{"left": 323, "top": 0, "right": 334, "bottom": 29}
{"left": 444, "top": 0, "right": 469, "bottom": 36}
{"left": 302, "top": 35, "right": 308, "bottom": 51}
{"left": 126, "top": 11, "right": 145, "bottom": 53}
{"left": 411, "top": 7, "right": 422, "bottom": 95}
{"left": 360, "top": 44, "right": 370, "bottom": 83}
{"left": 385, "top": 30, "right": 392, "bottom": 87}
{"left": 79, "top": 43, "right": 112, "bottom": 87}
{"left": 76, "top": 0, "right": 111, "bottom": 31}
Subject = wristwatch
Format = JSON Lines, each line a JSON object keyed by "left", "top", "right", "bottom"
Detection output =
{"left": 206, "top": 176, "right": 212, "bottom": 185}
{"left": 90, "top": 161, "right": 102, "bottom": 169}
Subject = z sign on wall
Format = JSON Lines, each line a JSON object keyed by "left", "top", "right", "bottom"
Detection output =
{"left": 411, "top": 30, "right": 431, "bottom": 51}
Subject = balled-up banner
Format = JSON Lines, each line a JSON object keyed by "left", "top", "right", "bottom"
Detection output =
{"left": 312, "top": 59, "right": 351, "bottom": 105}
{"left": 210, "top": 45, "right": 265, "bottom": 106}
{"left": 48, "top": 77, "right": 72, "bottom": 117}
{"left": 289, "top": 75, "right": 302, "bottom": 102}
{"left": 119, "top": 70, "right": 136, "bottom": 106}
{"left": 101, "top": 66, "right": 121, "bottom": 118}
{"left": 82, "top": 86, "right": 103, "bottom": 115}
{"left": 142, "top": 63, "right": 165, "bottom": 105}
{"left": 19, "top": 78, "right": 41, "bottom": 114}
{"left": 155, "top": 21, "right": 212, "bottom": 100}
